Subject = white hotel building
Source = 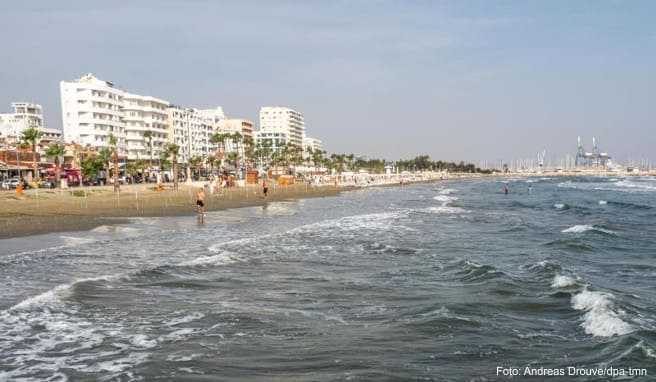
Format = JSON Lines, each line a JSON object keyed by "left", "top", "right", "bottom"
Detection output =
{"left": 60, "top": 74, "right": 128, "bottom": 155}
{"left": 0, "top": 102, "right": 62, "bottom": 143}
{"left": 257, "top": 107, "right": 305, "bottom": 148}
{"left": 123, "top": 93, "right": 169, "bottom": 161}
{"left": 167, "top": 106, "right": 215, "bottom": 163}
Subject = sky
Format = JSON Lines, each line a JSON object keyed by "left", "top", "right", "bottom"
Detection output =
{"left": 1, "top": 0, "right": 654, "bottom": 164}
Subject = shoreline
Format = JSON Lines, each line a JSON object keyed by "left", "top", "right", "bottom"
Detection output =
{"left": 0, "top": 171, "right": 649, "bottom": 240}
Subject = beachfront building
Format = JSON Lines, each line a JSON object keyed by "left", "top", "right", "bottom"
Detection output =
{"left": 259, "top": 107, "right": 305, "bottom": 147}
{"left": 302, "top": 136, "right": 323, "bottom": 154}
{"left": 60, "top": 74, "right": 127, "bottom": 155}
{"left": 167, "top": 106, "right": 215, "bottom": 164}
{"left": 254, "top": 130, "right": 289, "bottom": 152}
{"left": 0, "top": 102, "right": 51, "bottom": 143}
{"left": 217, "top": 118, "right": 254, "bottom": 151}
{"left": 123, "top": 93, "right": 170, "bottom": 161}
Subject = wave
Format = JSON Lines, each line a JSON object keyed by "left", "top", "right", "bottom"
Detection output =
{"left": 91, "top": 225, "right": 141, "bottom": 235}
{"left": 438, "top": 188, "right": 457, "bottom": 195}
{"left": 553, "top": 203, "right": 568, "bottom": 210}
{"left": 6, "top": 275, "right": 120, "bottom": 312}
{"left": 571, "top": 289, "right": 633, "bottom": 337}
{"left": 433, "top": 195, "right": 458, "bottom": 203}
{"left": 453, "top": 260, "right": 504, "bottom": 282}
{"left": 424, "top": 206, "right": 469, "bottom": 214}
{"left": 561, "top": 224, "right": 615, "bottom": 235}
{"left": 551, "top": 274, "right": 578, "bottom": 288}
{"left": 599, "top": 200, "right": 608, "bottom": 205}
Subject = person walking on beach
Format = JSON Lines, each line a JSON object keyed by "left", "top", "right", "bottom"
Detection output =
{"left": 262, "top": 179, "right": 269, "bottom": 198}
{"left": 196, "top": 187, "right": 206, "bottom": 223}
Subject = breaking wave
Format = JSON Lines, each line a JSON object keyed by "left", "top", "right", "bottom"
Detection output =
{"left": 561, "top": 224, "right": 615, "bottom": 235}
{"left": 571, "top": 289, "right": 633, "bottom": 337}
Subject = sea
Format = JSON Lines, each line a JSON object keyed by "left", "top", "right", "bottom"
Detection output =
{"left": 1, "top": 176, "right": 655, "bottom": 381}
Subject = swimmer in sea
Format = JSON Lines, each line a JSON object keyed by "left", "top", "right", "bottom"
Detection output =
{"left": 196, "top": 187, "right": 205, "bottom": 223}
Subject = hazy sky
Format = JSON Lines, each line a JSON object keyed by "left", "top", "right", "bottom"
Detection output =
{"left": 1, "top": 0, "right": 654, "bottom": 163}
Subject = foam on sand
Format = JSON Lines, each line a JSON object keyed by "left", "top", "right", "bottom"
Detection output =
{"left": 571, "top": 289, "right": 633, "bottom": 337}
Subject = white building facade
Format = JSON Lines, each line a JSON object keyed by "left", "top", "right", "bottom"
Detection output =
{"left": 60, "top": 74, "right": 127, "bottom": 154}
{"left": 0, "top": 102, "right": 51, "bottom": 142}
{"left": 167, "top": 106, "right": 215, "bottom": 163}
{"left": 302, "top": 136, "right": 323, "bottom": 154}
{"left": 258, "top": 107, "right": 305, "bottom": 147}
{"left": 123, "top": 93, "right": 169, "bottom": 161}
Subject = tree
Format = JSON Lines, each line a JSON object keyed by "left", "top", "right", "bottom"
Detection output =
{"left": 243, "top": 136, "right": 254, "bottom": 169}
{"left": 20, "top": 127, "right": 43, "bottom": 181}
{"left": 142, "top": 130, "right": 154, "bottom": 168}
{"left": 188, "top": 155, "right": 203, "bottom": 180}
{"left": 45, "top": 143, "right": 66, "bottom": 188}
{"left": 206, "top": 155, "right": 217, "bottom": 175}
{"left": 108, "top": 134, "right": 120, "bottom": 192}
{"left": 210, "top": 133, "right": 229, "bottom": 168}
{"left": 165, "top": 143, "right": 180, "bottom": 190}
{"left": 81, "top": 156, "right": 103, "bottom": 182}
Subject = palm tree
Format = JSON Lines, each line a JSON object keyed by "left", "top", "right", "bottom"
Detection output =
{"left": 45, "top": 143, "right": 66, "bottom": 188}
{"left": 142, "top": 130, "right": 154, "bottom": 168}
{"left": 188, "top": 155, "right": 203, "bottom": 180}
{"left": 108, "top": 134, "right": 120, "bottom": 192}
{"left": 206, "top": 155, "right": 217, "bottom": 175}
{"left": 20, "top": 127, "right": 43, "bottom": 182}
{"left": 165, "top": 143, "right": 180, "bottom": 190}
{"left": 210, "top": 133, "right": 229, "bottom": 168}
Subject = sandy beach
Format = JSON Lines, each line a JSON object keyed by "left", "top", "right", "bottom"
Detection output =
{"left": 2, "top": 170, "right": 650, "bottom": 240}
{"left": 0, "top": 183, "right": 342, "bottom": 239}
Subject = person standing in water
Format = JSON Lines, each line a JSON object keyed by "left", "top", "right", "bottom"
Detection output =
{"left": 502, "top": 184, "right": 509, "bottom": 195}
{"left": 262, "top": 179, "right": 269, "bottom": 198}
{"left": 528, "top": 184, "right": 533, "bottom": 194}
{"left": 196, "top": 187, "right": 206, "bottom": 223}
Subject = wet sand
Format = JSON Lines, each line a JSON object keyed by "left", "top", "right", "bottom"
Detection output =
{"left": 0, "top": 183, "right": 342, "bottom": 239}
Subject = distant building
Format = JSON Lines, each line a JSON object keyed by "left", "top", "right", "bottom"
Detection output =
{"left": 0, "top": 102, "right": 55, "bottom": 143}
{"left": 167, "top": 106, "right": 214, "bottom": 163}
{"left": 302, "top": 136, "right": 323, "bottom": 154}
{"left": 259, "top": 107, "right": 305, "bottom": 147}
{"left": 254, "top": 130, "right": 289, "bottom": 152}
{"left": 218, "top": 119, "right": 254, "bottom": 139}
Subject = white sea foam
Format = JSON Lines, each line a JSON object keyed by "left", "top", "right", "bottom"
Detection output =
{"left": 91, "top": 225, "right": 141, "bottom": 235}
{"left": 439, "top": 188, "right": 457, "bottom": 195}
{"left": 59, "top": 236, "right": 96, "bottom": 247}
{"left": 553, "top": 203, "right": 566, "bottom": 209}
{"left": 131, "top": 334, "right": 158, "bottom": 349}
{"left": 433, "top": 195, "right": 458, "bottom": 203}
{"left": 7, "top": 275, "right": 119, "bottom": 312}
{"left": 425, "top": 206, "right": 469, "bottom": 214}
{"left": 551, "top": 274, "right": 577, "bottom": 288}
{"left": 599, "top": 200, "right": 608, "bottom": 205}
{"left": 571, "top": 289, "right": 633, "bottom": 337}
{"left": 167, "top": 312, "right": 205, "bottom": 326}
{"left": 181, "top": 251, "right": 240, "bottom": 267}
{"left": 561, "top": 225, "right": 615, "bottom": 235}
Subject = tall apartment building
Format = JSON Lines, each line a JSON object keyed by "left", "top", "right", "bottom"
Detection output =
{"left": 167, "top": 106, "right": 215, "bottom": 163}
{"left": 123, "top": 93, "right": 169, "bottom": 161}
{"left": 0, "top": 102, "right": 61, "bottom": 143}
{"left": 60, "top": 74, "right": 127, "bottom": 154}
{"left": 258, "top": 107, "right": 305, "bottom": 147}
